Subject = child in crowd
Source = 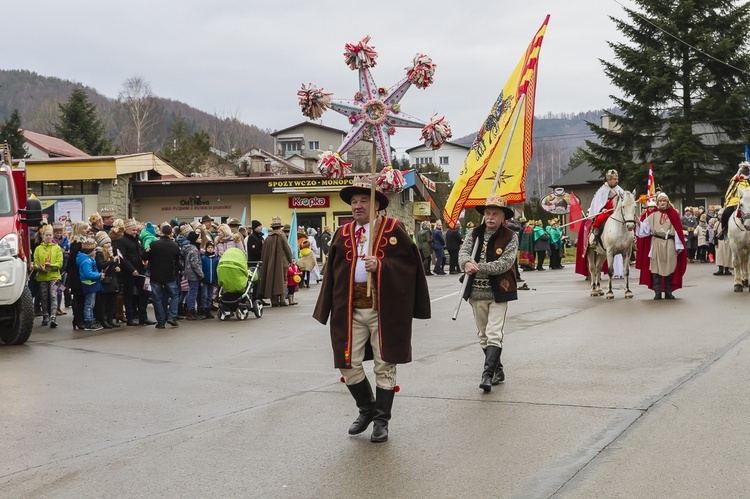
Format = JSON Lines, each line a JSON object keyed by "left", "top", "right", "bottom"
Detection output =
{"left": 140, "top": 221, "right": 158, "bottom": 250}
{"left": 33, "top": 226, "right": 63, "bottom": 328}
{"left": 52, "top": 222, "right": 70, "bottom": 313}
{"left": 200, "top": 241, "right": 218, "bottom": 319}
{"left": 94, "top": 231, "right": 120, "bottom": 329}
{"left": 77, "top": 237, "right": 104, "bottom": 331}
{"left": 183, "top": 231, "right": 204, "bottom": 320}
{"left": 297, "top": 238, "right": 316, "bottom": 288}
{"left": 286, "top": 259, "right": 301, "bottom": 306}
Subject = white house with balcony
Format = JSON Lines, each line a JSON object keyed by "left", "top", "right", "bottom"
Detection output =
{"left": 405, "top": 140, "right": 471, "bottom": 180}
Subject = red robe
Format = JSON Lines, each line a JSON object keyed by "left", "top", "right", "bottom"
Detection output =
{"left": 637, "top": 207, "right": 688, "bottom": 290}
{"left": 313, "top": 217, "right": 431, "bottom": 368}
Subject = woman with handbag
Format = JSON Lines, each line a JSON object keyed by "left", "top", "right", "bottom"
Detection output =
{"left": 94, "top": 231, "right": 121, "bottom": 329}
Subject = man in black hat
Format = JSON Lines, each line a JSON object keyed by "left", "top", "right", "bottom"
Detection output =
{"left": 459, "top": 193, "right": 518, "bottom": 392}
{"left": 246, "top": 219, "right": 269, "bottom": 306}
{"left": 313, "top": 178, "right": 431, "bottom": 443}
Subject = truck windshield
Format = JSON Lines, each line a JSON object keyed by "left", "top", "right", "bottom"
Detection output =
{"left": 0, "top": 175, "right": 12, "bottom": 216}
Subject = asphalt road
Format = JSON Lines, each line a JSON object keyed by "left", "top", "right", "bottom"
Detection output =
{"left": 2, "top": 262, "right": 749, "bottom": 498}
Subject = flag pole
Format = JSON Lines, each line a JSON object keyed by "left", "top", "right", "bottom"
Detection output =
{"left": 452, "top": 93, "right": 526, "bottom": 320}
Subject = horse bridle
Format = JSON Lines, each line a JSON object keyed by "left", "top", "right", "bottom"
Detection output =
{"left": 733, "top": 206, "right": 750, "bottom": 231}
{"left": 608, "top": 193, "right": 637, "bottom": 227}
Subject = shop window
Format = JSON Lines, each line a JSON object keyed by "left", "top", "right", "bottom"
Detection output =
{"left": 81, "top": 180, "right": 99, "bottom": 195}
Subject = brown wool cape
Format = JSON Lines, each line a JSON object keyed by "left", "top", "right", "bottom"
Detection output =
{"left": 258, "top": 231, "right": 293, "bottom": 298}
{"left": 313, "top": 217, "right": 431, "bottom": 368}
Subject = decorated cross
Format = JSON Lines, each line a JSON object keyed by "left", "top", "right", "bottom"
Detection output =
{"left": 297, "top": 35, "right": 451, "bottom": 191}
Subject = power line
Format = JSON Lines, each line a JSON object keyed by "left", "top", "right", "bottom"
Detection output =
{"left": 611, "top": 0, "right": 750, "bottom": 76}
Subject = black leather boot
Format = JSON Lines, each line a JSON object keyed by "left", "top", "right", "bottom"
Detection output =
{"left": 480, "top": 346, "right": 502, "bottom": 392}
{"left": 492, "top": 347, "right": 505, "bottom": 385}
{"left": 483, "top": 346, "right": 505, "bottom": 385}
{"left": 664, "top": 274, "right": 675, "bottom": 299}
{"left": 652, "top": 274, "right": 662, "bottom": 300}
{"left": 370, "top": 387, "right": 395, "bottom": 443}
{"left": 346, "top": 379, "right": 375, "bottom": 435}
{"left": 713, "top": 266, "right": 724, "bottom": 276}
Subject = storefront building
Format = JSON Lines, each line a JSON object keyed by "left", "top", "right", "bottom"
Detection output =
{"left": 132, "top": 173, "right": 440, "bottom": 233}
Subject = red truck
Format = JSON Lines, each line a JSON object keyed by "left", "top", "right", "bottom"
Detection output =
{"left": 0, "top": 147, "right": 42, "bottom": 345}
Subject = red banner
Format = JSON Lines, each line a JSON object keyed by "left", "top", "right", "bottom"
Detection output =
{"left": 288, "top": 196, "right": 330, "bottom": 209}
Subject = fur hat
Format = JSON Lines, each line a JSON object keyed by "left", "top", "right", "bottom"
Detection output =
{"left": 475, "top": 193, "right": 514, "bottom": 219}
{"left": 301, "top": 239, "right": 311, "bottom": 249}
{"left": 339, "top": 176, "right": 389, "bottom": 210}
{"left": 81, "top": 237, "right": 97, "bottom": 252}
{"left": 89, "top": 213, "right": 102, "bottom": 225}
{"left": 94, "top": 231, "right": 111, "bottom": 246}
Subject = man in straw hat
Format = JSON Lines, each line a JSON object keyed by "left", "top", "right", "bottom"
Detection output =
{"left": 258, "top": 217, "right": 292, "bottom": 307}
{"left": 458, "top": 193, "right": 518, "bottom": 392}
{"left": 313, "top": 177, "right": 430, "bottom": 443}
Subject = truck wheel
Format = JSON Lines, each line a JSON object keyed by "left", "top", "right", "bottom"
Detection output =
{"left": 0, "top": 286, "right": 34, "bottom": 345}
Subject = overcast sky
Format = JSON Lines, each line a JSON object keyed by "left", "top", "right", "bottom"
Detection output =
{"left": 8, "top": 0, "right": 634, "bottom": 153}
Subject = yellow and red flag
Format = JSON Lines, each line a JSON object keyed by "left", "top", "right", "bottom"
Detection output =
{"left": 443, "top": 15, "right": 549, "bottom": 228}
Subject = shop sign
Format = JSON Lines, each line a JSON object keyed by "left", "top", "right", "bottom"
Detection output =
{"left": 413, "top": 201, "right": 431, "bottom": 216}
{"left": 289, "top": 196, "right": 330, "bottom": 209}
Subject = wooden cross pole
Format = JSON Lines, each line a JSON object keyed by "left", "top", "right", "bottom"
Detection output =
{"left": 367, "top": 141, "right": 378, "bottom": 298}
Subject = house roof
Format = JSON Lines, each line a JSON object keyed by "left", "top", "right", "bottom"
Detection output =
{"left": 23, "top": 130, "right": 90, "bottom": 158}
{"left": 270, "top": 121, "right": 347, "bottom": 137}
{"left": 550, "top": 161, "right": 603, "bottom": 188}
{"left": 240, "top": 147, "right": 306, "bottom": 173}
{"left": 20, "top": 153, "right": 185, "bottom": 181}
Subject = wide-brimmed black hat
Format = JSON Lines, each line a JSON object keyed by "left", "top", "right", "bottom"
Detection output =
{"left": 339, "top": 177, "right": 389, "bottom": 210}
{"left": 475, "top": 193, "right": 515, "bottom": 219}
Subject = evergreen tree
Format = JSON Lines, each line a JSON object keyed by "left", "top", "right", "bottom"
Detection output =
{"left": 160, "top": 113, "right": 212, "bottom": 174}
{"left": 54, "top": 87, "right": 114, "bottom": 156}
{"left": 581, "top": 0, "right": 750, "bottom": 203}
{"left": 0, "top": 109, "right": 31, "bottom": 159}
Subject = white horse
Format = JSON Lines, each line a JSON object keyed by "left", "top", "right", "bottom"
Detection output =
{"left": 587, "top": 190, "right": 637, "bottom": 299}
{"left": 727, "top": 187, "right": 750, "bottom": 292}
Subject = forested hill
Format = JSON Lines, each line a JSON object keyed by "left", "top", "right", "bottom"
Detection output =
{"left": 0, "top": 69, "right": 611, "bottom": 193}
{"left": 0, "top": 69, "right": 273, "bottom": 154}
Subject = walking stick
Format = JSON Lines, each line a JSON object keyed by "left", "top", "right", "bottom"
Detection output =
{"left": 452, "top": 94, "right": 526, "bottom": 320}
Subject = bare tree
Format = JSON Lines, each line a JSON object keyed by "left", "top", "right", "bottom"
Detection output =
{"left": 118, "top": 76, "right": 157, "bottom": 153}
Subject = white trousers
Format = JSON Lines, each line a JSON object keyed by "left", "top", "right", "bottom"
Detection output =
{"left": 340, "top": 308, "right": 397, "bottom": 389}
{"left": 468, "top": 299, "right": 508, "bottom": 349}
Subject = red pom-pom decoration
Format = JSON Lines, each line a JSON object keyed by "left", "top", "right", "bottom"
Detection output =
{"left": 393, "top": 385, "right": 400, "bottom": 393}
{"left": 340, "top": 376, "right": 346, "bottom": 383}
{"left": 317, "top": 151, "right": 352, "bottom": 179}
{"left": 376, "top": 166, "right": 405, "bottom": 193}
{"left": 405, "top": 53, "right": 436, "bottom": 89}
{"left": 344, "top": 36, "right": 378, "bottom": 70}
{"left": 421, "top": 114, "right": 452, "bottom": 150}
{"left": 298, "top": 84, "right": 332, "bottom": 120}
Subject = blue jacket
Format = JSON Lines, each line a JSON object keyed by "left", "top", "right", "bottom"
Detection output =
{"left": 201, "top": 253, "right": 218, "bottom": 284}
{"left": 76, "top": 250, "right": 101, "bottom": 285}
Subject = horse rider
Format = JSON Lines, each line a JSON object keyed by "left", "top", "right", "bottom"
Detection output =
{"left": 720, "top": 161, "right": 750, "bottom": 232}
{"left": 588, "top": 169, "right": 625, "bottom": 248}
